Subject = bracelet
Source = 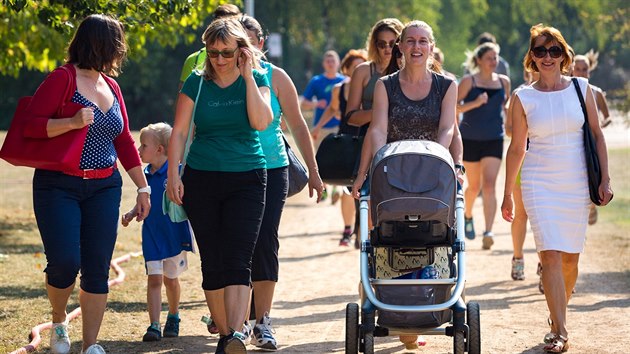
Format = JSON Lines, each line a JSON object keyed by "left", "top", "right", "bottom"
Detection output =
{"left": 137, "top": 186, "right": 151, "bottom": 195}
{"left": 454, "top": 164, "right": 466, "bottom": 175}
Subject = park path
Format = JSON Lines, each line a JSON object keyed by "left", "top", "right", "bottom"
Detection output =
{"left": 129, "top": 120, "right": 628, "bottom": 354}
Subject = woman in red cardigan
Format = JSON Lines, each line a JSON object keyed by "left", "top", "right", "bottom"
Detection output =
{"left": 25, "top": 14, "right": 150, "bottom": 354}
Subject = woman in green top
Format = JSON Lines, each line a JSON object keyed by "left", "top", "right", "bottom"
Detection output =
{"left": 167, "top": 17, "right": 272, "bottom": 353}
{"left": 239, "top": 15, "right": 324, "bottom": 351}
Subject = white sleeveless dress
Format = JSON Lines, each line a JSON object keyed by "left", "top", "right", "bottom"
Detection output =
{"left": 515, "top": 77, "right": 590, "bottom": 253}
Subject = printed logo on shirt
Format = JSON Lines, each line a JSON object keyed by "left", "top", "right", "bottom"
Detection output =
{"left": 207, "top": 99, "right": 244, "bottom": 108}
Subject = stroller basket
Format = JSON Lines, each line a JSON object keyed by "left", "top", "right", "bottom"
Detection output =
{"left": 374, "top": 283, "right": 454, "bottom": 328}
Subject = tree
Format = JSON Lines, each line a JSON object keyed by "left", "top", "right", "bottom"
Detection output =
{"left": 0, "top": 0, "right": 227, "bottom": 77}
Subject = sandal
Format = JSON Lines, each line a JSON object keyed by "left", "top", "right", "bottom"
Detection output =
{"left": 544, "top": 334, "right": 569, "bottom": 353}
{"left": 544, "top": 318, "right": 555, "bottom": 343}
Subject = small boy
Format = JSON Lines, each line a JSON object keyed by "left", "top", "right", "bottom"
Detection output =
{"left": 122, "top": 122, "right": 193, "bottom": 342}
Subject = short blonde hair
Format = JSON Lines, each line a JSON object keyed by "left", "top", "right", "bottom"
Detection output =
{"left": 140, "top": 122, "right": 172, "bottom": 152}
{"left": 523, "top": 24, "right": 574, "bottom": 74}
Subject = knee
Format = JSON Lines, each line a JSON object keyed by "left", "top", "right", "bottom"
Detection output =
{"left": 80, "top": 263, "right": 111, "bottom": 294}
{"left": 45, "top": 257, "right": 81, "bottom": 289}
{"left": 163, "top": 277, "right": 179, "bottom": 288}
{"left": 148, "top": 275, "right": 163, "bottom": 289}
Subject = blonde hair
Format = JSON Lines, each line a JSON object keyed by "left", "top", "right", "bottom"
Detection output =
{"left": 574, "top": 49, "right": 599, "bottom": 72}
{"left": 140, "top": 122, "right": 172, "bottom": 152}
{"left": 366, "top": 18, "right": 404, "bottom": 65}
{"left": 523, "top": 24, "right": 574, "bottom": 74}
{"left": 464, "top": 42, "right": 500, "bottom": 74}
{"left": 399, "top": 20, "right": 442, "bottom": 73}
{"left": 201, "top": 17, "right": 264, "bottom": 80}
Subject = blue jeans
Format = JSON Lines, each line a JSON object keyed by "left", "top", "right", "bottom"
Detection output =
{"left": 33, "top": 169, "right": 122, "bottom": 294}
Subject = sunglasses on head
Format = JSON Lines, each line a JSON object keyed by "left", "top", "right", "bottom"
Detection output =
{"left": 207, "top": 47, "right": 239, "bottom": 58}
{"left": 376, "top": 40, "right": 396, "bottom": 50}
{"left": 532, "top": 46, "right": 563, "bottom": 59}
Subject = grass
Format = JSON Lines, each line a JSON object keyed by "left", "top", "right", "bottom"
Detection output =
{"left": 0, "top": 130, "right": 627, "bottom": 352}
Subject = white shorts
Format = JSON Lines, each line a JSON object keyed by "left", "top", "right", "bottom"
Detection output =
{"left": 145, "top": 251, "right": 188, "bottom": 279}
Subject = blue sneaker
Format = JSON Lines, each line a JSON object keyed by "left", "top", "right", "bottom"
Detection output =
{"left": 464, "top": 217, "right": 475, "bottom": 240}
{"left": 142, "top": 322, "right": 161, "bottom": 342}
{"left": 163, "top": 313, "right": 180, "bottom": 338}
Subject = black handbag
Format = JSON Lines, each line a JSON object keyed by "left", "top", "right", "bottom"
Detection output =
{"left": 316, "top": 131, "right": 364, "bottom": 186}
{"left": 283, "top": 135, "right": 309, "bottom": 197}
{"left": 572, "top": 78, "right": 611, "bottom": 205}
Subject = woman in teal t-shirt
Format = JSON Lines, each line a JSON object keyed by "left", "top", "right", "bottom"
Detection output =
{"left": 166, "top": 17, "right": 272, "bottom": 353}
{"left": 239, "top": 15, "right": 324, "bottom": 351}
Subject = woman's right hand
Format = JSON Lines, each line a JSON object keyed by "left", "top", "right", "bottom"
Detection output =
{"left": 72, "top": 108, "right": 95, "bottom": 128}
{"left": 166, "top": 176, "right": 184, "bottom": 205}
{"left": 475, "top": 92, "right": 488, "bottom": 107}
{"left": 501, "top": 194, "right": 514, "bottom": 222}
{"left": 352, "top": 174, "right": 366, "bottom": 200}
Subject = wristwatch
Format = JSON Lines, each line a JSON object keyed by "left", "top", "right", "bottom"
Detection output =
{"left": 454, "top": 164, "right": 466, "bottom": 175}
{"left": 137, "top": 186, "right": 152, "bottom": 195}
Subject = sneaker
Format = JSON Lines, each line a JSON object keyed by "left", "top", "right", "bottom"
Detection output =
{"left": 464, "top": 217, "right": 475, "bottom": 240}
{"left": 253, "top": 313, "right": 278, "bottom": 351}
{"left": 319, "top": 189, "right": 328, "bottom": 202}
{"left": 215, "top": 335, "right": 227, "bottom": 354}
{"left": 142, "top": 322, "right": 161, "bottom": 342}
{"left": 207, "top": 318, "right": 220, "bottom": 335}
{"left": 511, "top": 257, "right": 525, "bottom": 280}
{"left": 50, "top": 322, "right": 70, "bottom": 354}
{"left": 81, "top": 344, "right": 106, "bottom": 354}
{"left": 537, "top": 262, "right": 544, "bottom": 294}
{"left": 242, "top": 321, "right": 253, "bottom": 345}
{"left": 482, "top": 231, "right": 494, "bottom": 250}
{"left": 224, "top": 331, "right": 248, "bottom": 354}
{"left": 163, "top": 314, "right": 180, "bottom": 338}
{"left": 339, "top": 235, "right": 351, "bottom": 246}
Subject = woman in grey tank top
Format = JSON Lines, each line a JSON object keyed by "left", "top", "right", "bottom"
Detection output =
{"left": 345, "top": 18, "right": 404, "bottom": 130}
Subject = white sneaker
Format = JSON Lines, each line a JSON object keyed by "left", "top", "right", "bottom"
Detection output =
{"left": 50, "top": 322, "right": 70, "bottom": 354}
{"left": 242, "top": 320, "right": 253, "bottom": 345}
{"left": 253, "top": 313, "right": 278, "bottom": 351}
{"left": 81, "top": 344, "right": 106, "bottom": 354}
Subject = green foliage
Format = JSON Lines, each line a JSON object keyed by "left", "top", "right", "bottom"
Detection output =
{"left": 0, "top": 0, "right": 228, "bottom": 77}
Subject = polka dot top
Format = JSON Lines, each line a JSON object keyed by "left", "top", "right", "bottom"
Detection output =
{"left": 71, "top": 90, "right": 123, "bottom": 169}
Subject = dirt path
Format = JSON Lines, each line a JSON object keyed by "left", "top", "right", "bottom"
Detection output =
{"left": 6, "top": 123, "right": 627, "bottom": 354}
{"left": 132, "top": 122, "right": 628, "bottom": 354}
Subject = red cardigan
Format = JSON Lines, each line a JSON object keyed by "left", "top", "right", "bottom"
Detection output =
{"left": 23, "top": 63, "right": 141, "bottom": 171}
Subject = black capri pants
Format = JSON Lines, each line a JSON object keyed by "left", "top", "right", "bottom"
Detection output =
{"left": 251, "top": 167, "right": 288, "bottom": 282}
{"left": 182, "top": 166, "right": 266, "bottom": 291}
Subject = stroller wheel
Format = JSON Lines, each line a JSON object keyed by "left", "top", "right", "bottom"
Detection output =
{"left": 345, "top": 303, "right": 359, "bottom": 354}
{"left": 362, "top": 331, "right": 374, "bottom": 354}
{"left": 467, "top": 302, "right": 481, "bottom": 354}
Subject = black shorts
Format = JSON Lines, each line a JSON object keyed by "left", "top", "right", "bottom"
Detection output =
{"left": 462, "top": 138, "right": 504, "bottom": 162}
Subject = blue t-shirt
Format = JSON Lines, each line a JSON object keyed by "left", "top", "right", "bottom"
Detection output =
{"left": 302, "top": 73, "right": 345, "bottom": 128}
{"left": 258, "top": 61, "right": 289, "bottom": 169}
{"left": 142, "top": 161, "right": 193, "bottom": 261}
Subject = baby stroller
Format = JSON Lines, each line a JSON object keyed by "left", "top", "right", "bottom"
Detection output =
{"left": 345, "top": 140, "right": 480, "bottom": 354}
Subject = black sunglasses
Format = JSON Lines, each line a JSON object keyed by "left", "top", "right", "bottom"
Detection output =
{"left": 532, "top": 46, "right": 563, "bottom": 59}
{"left": 207, "top": 47, "right": 239, "bottom": 59}
{"left": 376, "top": 40, "right": 396, "bottom": 50}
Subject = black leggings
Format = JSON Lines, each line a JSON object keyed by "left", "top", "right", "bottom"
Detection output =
{"left": 251, "top": 167, "right": 288, "bottom": 282}
{"left": 182, "top": 167, "right": 266, "bottom": 290}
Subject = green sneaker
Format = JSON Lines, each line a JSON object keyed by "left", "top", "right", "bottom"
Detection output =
{"left": 163, "top": 314, "right": 180, "bottom": 338}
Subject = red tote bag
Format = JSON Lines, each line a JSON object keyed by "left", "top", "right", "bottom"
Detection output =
{"left": 0, "top": 67, "right": 88, "bottom": 171}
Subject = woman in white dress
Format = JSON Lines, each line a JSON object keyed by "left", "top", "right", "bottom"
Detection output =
{"left": 501, "top": 24, "right": 613, "bottom": 353}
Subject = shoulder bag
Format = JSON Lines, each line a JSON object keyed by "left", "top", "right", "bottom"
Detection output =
{"left": 162, "top": 75, "right": 203, "bottom": 222}
{"left": 283, "top": 134, "right": 309, "bottom": 197}
{"left": 572, "top": 77, "right": 611, "bottom": 205}
{"left": 0, "top": 66, "right": 88, "bottom": 170}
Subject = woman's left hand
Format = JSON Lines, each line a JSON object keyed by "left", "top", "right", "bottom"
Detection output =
{"left": 308, "top": 170, "right": 324, "bottom": 202}
{"left": 238, "top": 47, "right": 254, "bottom": 80}
{"left": 598, "top": 179, "right": 613, "bottom": 206}
{"left": 501, "top": 195, "right": 514, "bottom": 222}
{"left": 134, "top": 192, "right": 151, "bottom": 221}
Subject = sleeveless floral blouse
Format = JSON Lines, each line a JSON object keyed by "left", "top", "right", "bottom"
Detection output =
{"left": 381, "top": 72, "right": 452, "bottom": 143}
